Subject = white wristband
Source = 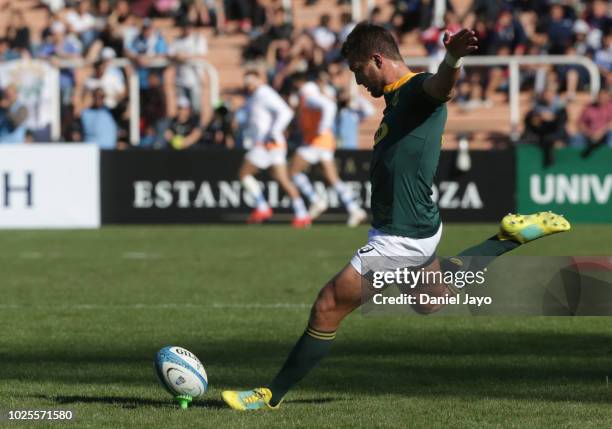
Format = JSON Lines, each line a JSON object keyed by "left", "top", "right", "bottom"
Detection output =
{"left": 444, "top": 52, "right": 463, "bottom": 68}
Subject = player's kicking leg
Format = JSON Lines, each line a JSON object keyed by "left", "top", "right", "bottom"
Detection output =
{"left": 412, "top": 211, "right": 573, "bottom": 314}
{"left": 239, "top": 157, "right": 272, "bottom": 224}
{"left": 270, "top": 162, "right": 311, "bottom": 228}
{"left": 319, "top": 158, "right": 367, "bottom": 228}
{"left": 222, "top": 211, "right": 570, "bottom": 410}
{"left": 222, "top": 263, "right": 362, "bottom": 410}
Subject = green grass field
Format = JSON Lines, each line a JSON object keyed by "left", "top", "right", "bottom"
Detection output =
{"left": 1, "top": 224, "right": 611, "bottom": 428}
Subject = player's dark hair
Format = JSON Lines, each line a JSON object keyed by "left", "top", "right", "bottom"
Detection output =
{"left": 341, "top": 22, "right": 403, "bottom": 62}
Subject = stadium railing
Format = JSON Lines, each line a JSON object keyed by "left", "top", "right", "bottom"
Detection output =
{"left": 402, "top": 55, "right": 601, "bottom": 141}
{"left": 55, "top": 58, "right": 220, "bottom": 146}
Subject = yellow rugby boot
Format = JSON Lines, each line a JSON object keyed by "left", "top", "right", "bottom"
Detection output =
{"left": 221, "top": 387, "right": 279, "bottom": 411}
{"left": 498, "top": 211, "right": 571, "bottom": 244}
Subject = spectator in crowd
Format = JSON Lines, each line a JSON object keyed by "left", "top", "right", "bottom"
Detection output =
{"left": 243, "top": 6, "right": 292, "bottom": 61}
{"left": 266, "top": 39, "right": 292, "bottom": 89}
{"left": 77, "top": 87, "right": 118, "bottom": 149}
{"left": 369, "top": 7, "right": 392, "bottom": 34}
{"left": 586, "top": 0, "right": 611, "bottom": 36}
{"left": 108, "top": 0, "right": 127, "bottom": 22}
{"left": 545, "top": 3, "right": 574, "bottom": 55}
{"left": 83, "top": 47, "right": 128, "bottom": 142}
{"left": 108, "top": 0, "right": 135, "bottom": 36}
{"left": 490, "top": 8, "right": 528, "bottom": 55}
{"left": 0, "top": 38, "right": 21, "bottom": 61}
{"left": 125, "top": 18, "right": 168, "bottom": 90}
{"left": 6, "top": 10, "right": 31, "bottom": 54}
{"left": 397, "top": 0, "right": 430, "bottom": 33}
{"left": 90, "top": 0, "right": 132, "bottom": 59}
{"left": 594, "top": 32, "right": 611, "bottom": 77}
{"left": 182, "top": 0, "right": 223, "bottom": 31}
{"left": 388, "top": 11, "right": 407, "bottom": 42}
{"left": 555, "top": 19, "right": 597, "bottom": 100}
{"left": 65, "top": 0, "right": 97, "bottom": 49}
{"left": 41, "top": 0, "right": 66, "bottom": 14}
{"left": 140, "top": 73, "right": 168, "bottom": 149}
{"left": 39, "top": 21, "right": 83, "bottom": 60}
{"left": 91, "top": 22, "right": 125, "bottom": 59}
{"left": 0, "top": 85, "right": 28, "bottom": 144}
{"left": 572, "top": 19, "right": 597, "bottom": 55}
{"left": 475, "top": 9, "right": 527, "bottom": 105}
{"left": 4, "top": 0, "right": 608, "bottom": 151}
{"left": 421, "top": 10, "right": 461, "bottom": 60}
{"left": 203, "top": 103, "right": 234, "bottom": 148}
{"left": 93, "top": 0, "right": 112, "bottom": 31}
{"left": 523, "top": 85, "right": 568, "bottom": 167}
{"left": 248, "top": 0, "right": 268, "bottom": 32}
{"left": 265, "top": 6, "right": 293, "bottom": 42}
{"left": 85, "top": 48, "right": 127, "bottom": 116}
{"left": 334, "top": 87, "right": 374, "bottom": 149}
{"left": 468, "top": 0, "right": 508, "bottom": 26}
{"left": 38, "top": 6, "right": 56, "bottom": 49}
{"left": 310, "top": 14, "right": 336, "bottom": 53}
{"left": 164, "top": 96, "right": 202, "bottom": 149}
{"left": 169, "top": 20, "right": 208, "bottom": 112}
{"left": 225, "top": 0, "right": 254, "bottom": 33}
{"left": 152, "top": 0, "right": 181, "bottom": 18}
{"left": 338, "top": 12, "right": 356, "bottom": 43}
{"left": 38, "top": 21, "right": 83, "bottom": 107}
{"left": 471, "top": 17, "right": 492, "bottom": 55}
{"left": 571, "top": 89, "right": 612, "bottom": 157}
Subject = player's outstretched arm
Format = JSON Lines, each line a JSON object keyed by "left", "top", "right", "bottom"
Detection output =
{"left": 423, "top": 29, "right": 478, "bottom": 102}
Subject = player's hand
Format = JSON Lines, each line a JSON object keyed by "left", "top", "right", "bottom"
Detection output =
{"left": 443, "top": 29, "right": 478, "bottom": 59}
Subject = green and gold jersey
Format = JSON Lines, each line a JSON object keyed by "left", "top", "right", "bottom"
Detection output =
{"left": 370, "top": 72, "right": 446, "bottom": 239}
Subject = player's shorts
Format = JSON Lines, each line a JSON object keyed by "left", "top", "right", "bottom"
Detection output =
{"left": 349, "top": 223, "right": 443, "bottom": 275}
{"left": 296, "top": 145, "right": 334, "bottom": 164}
{"left": 245, "top": 145, "right": 287, "bottom": 169}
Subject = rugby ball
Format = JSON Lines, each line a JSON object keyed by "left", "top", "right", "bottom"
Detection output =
{"left": 155, "top": 346, "right": 208, "bottom": 398}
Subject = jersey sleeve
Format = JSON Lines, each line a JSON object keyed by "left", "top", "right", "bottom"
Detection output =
{"left": 406, "top": 72, "right": 445, "bottom": 108}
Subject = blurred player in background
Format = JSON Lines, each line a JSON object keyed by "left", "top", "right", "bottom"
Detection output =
{"left": 290, "top": 72, "right": 367, "bottom": 227}
{"left": 239, "top": 70, "right": 311, "bottom": 228}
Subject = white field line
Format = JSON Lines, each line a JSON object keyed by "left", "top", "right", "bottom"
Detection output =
{"left": 121, "top": 252, "right": 162, "bottom": 260}
{"left": 13, "top": 252, "right": 164, "bottom": 260}
{"left": 0, "top": 303, "right": 310, "bottom": 310}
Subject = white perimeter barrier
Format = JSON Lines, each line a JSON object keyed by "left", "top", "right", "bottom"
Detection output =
{"left": 0, "top": 144, "right": 100, "bottom": 229}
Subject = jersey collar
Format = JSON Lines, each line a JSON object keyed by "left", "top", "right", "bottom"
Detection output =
{"left": 383, "top": 72, "right": 418, "bottom": 94}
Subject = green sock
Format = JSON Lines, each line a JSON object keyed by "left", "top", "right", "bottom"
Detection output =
{"left": 441, "top": 235, "right": 520, "bottom": 279}
{"left": 458, "top": 235, "right": 520, "bottom": 258}
{"left": 268, "top": 325, "right": 336, "bottom": 406}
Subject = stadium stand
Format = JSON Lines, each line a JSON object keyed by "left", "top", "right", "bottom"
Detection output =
{"left": 0, "top": 0, "right": 609, "bottom": 150}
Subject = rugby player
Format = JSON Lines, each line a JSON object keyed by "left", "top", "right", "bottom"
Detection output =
{"left": 290, "top": 72, "right": 367, "bottom": 227}
{"left": 223, "top": 24, "right": 570, "bottom": 409}
{"left": 239, "top": 70, "right": 311, "bottom": 228}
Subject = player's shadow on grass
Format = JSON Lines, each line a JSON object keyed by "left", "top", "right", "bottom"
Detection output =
{"left": 6, "top": 329, "right": 612, "bottom": 406}
{"left": 285, "top": 398, "right": 337, "bottom": 405}
{"left": 33, "top": 394, "right": 226, "bottom": 409}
